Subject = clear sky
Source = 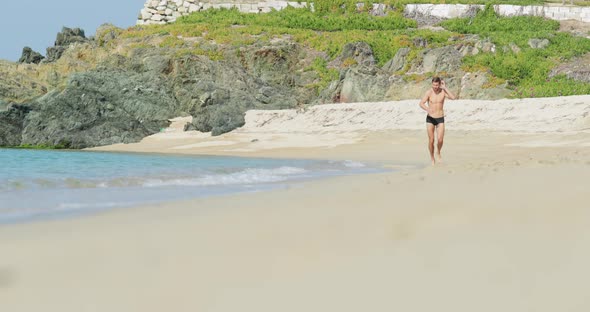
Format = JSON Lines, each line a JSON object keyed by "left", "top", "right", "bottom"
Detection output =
{"left": 0, "top": 0, "right": 146, "bottom": 61}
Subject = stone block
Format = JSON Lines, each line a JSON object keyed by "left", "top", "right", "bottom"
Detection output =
{"left": 288, "top": 2, "right": 303, "bottom": 8}
{"left": 189, "top": 3, "right": 199, "bottom": 12}
{"left": 141, "top": 8, "right": 153, "bottom": 19}
{"left": 151, "top": 14, "right": 164, "bottom": 21}
{"left": 165, "top": 8, "right": 173, "bottom": 15}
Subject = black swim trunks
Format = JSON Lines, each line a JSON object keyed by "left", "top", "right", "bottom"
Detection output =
{"left": 426, "top": 115, "right": 445, "bottom": 126}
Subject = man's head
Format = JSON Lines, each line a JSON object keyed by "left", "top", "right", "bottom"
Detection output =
{"left": 431, "top": 76, "right": 442, "bottom": 92}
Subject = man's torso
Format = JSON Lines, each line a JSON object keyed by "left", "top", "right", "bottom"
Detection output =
{"left": 427, "top": 90, "right": 446, "bottom": 118}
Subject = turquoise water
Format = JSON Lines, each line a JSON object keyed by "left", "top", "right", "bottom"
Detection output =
{"left": 0, "top": 149, "right": 379, "bottom": 223}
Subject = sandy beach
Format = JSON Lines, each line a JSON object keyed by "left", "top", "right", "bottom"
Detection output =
{"left": 2, "top": 96, "right": 590, "bottom": 311}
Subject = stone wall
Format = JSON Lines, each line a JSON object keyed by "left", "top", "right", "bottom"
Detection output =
{"left": 138, "top": 1, "right": 590, "bottom": 25}
{"left": 405, "top": 4, "right": 590, "bottom": 22}
{"left": 138, "top": 0, "right": 309, "bottom": 24}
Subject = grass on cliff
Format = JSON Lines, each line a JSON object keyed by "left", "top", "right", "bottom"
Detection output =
{"left": 124, "top": 6, "right": 450, "bottom": 92}
{"left": 123, "top": 3, "right": 590, "bottom": 98}
{"left": 177, "top": 5, "right": 416, "bottom": 30}
{"left": 442, "top": 4, "right": 590, "bottom": 97}
{"left": 126, "top": 6, "right": 429, "bottom": 63}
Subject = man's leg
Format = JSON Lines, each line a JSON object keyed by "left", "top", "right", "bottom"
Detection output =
{"left": 427, "top": 123, "right": 435, "bottom": 165}
{"left": 436, "top": 122, "right": 445, "bottom": 162}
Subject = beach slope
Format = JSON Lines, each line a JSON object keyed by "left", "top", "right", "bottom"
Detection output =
{"left": 1, "top": 96, "right": 590, "bottom": 311}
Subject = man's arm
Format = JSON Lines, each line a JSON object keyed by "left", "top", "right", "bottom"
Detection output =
{"left": 441, "top": 81, "right": 457, "bottom": 100}
{"left": 419, "top": 90, "right": 430, "bottom": 112}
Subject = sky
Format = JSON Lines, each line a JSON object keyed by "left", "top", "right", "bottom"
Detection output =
{"left": 0, "top": 0, "right": 146, "bottom": 61}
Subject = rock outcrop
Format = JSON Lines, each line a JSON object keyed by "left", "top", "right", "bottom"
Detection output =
{"left": 528, "top": 38, "right": 550, "bottom": 49}
{"left": 21, "top": 70, "right": 178, "bottom": 149}
{"left": 0, "top": 103, "right": 30, "bottom": 146}
{"left": 18, "top": 47, "right": 44, "bottom": 64}
{"left": 549, "top": 52, "right": 590, "bottom": 83}
{"left": 1, "top": 16, "right": 579, "bottom": 148}
{"left": 45, "top": 27, "right": 89, "bottom": 63}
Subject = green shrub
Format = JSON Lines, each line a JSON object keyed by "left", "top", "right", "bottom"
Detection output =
{"left": 123, "top": 4, "right": 590, "bottom": 98}
{"left": 178, "top": 7, "right": 416, "bottom": 31}
{"left": 305, "top": 57, "right": 339, "bottom": 94}
{"left": 442, "top": 4, "right": 590, "bottom": 97}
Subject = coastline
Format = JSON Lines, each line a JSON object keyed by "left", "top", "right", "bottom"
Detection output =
{"left": 2, "top": 97, "right": 590, "bottom": 311}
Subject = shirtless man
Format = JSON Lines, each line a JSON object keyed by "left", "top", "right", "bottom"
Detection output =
{"left": 419, "top": 77, "right": 457, "bottom": 165}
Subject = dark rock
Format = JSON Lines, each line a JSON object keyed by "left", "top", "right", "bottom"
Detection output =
{"left": 20, "top": 71, "right": 178, "bottom": 148}
{"left": 332, "top": 42, "right": 376, "bottom": 68}
{"left": 459, "top": 72, "right": 511, "bottom": 99}
{"left": 0, "top": 103, "right": 31, "bottom": 146}
{"left": 96, "top": 24, "right": 121, "bottom": 46}
{"left": 383, "top": 47, "right": 411, "bottom": 73}
{"left": 413, "top": 37, "right": 428, "bottom": 48}
{"left": 142, "top": 55, "right": 173, "bottom": 75}
{"left": 45, "top": 46, "right": 66, "bottom": 63}
{"left": 45, "top": 27, "right": 89, "bottom": 62}
{"left": 410, "top": 46, "right": 463, "bottom": 74}
{"left": 55, "top": 27, "right": 87, "bottom": 46}
{"left": 248, "top": 43, "right": 300, "bottom": 85}
{"left": 171, "top": 46, "right": 302, "bottom": 135}
{"left": 549, "top": 53, "right": 590, "bottom": 83}
{"left": 318, "top": 66, "right": 389, "bottom": 103}
{"left": 18, "top": 47, "right": 45, "bottom": 64}
{"left": 340, "top": 67, "right": 389, "bottom": 102}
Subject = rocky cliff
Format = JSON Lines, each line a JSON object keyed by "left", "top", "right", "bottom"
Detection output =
{"left": 1, "top": 7, "right": 590, "bottom": 149}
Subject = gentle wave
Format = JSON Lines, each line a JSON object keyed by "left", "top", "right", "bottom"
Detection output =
{"left": 0, "top": 166, "right": 309, "bottom": 190}
{"left": 0, "top": 149, "right": 384, "bottom": 223}
{"left": 342, "top": 160, "right": 366, "bottom": 168}
{"left": 142, "top": 166, "right": 308, "bottom": 187}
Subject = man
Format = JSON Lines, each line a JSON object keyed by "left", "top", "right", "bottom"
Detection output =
{"left": 419, "top": 77, "right": 457, "bottom": 165}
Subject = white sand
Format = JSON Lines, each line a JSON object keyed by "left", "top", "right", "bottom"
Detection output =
{"left": 1, "top": 96, "right": 590, "bottom": 311}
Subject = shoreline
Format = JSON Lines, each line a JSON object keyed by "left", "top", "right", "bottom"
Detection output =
{"left": 2, "top": 97, "right": 590, "bottom": 311}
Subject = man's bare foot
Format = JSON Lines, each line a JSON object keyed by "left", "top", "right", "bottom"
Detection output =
{"left": 431, "top": 158, "right": 436, "bottom": 166}
{"left": 436, "top": 154, "right": 443, "bottom": 163}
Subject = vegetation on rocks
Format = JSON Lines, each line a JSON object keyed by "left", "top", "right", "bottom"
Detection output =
{"left": 2, "top": 2, "right": 590, "bottom": 148}
{"left": 442, "top": 4, "right": 590, "bottom": 96}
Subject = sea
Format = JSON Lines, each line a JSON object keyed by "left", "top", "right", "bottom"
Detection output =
{"left": 0, "top": 149, "right": 380, "bottom": 223}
